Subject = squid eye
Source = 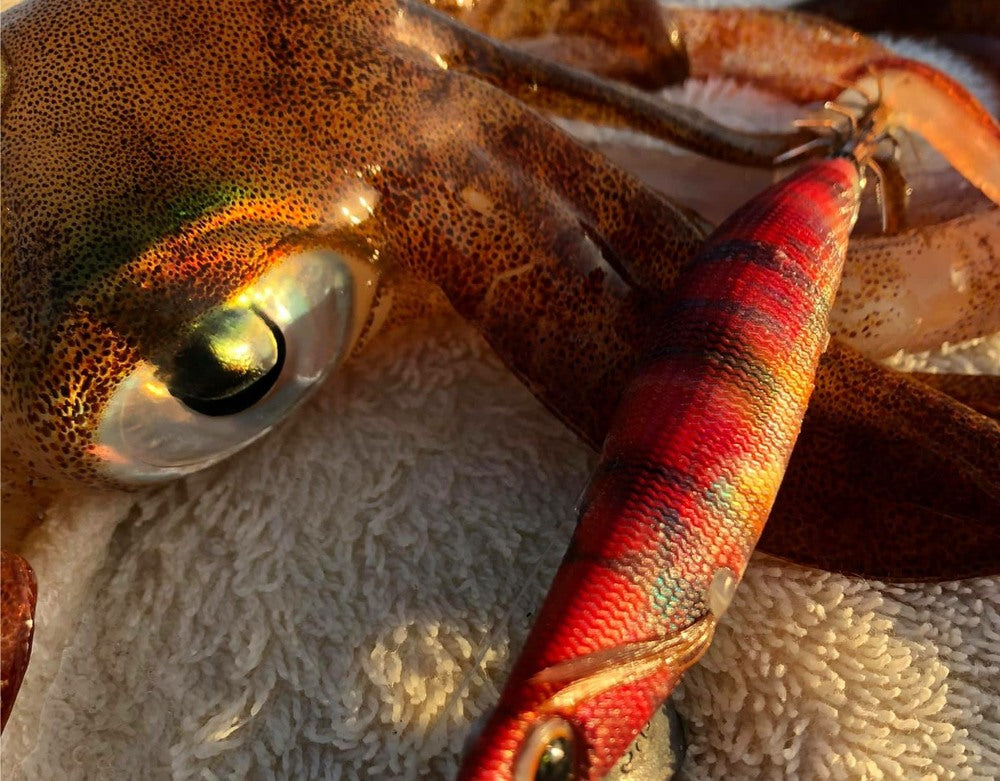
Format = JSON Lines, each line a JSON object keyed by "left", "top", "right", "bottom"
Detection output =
{"left": 167, "top": 305, "right": 286, "bottom": 417}
{"left": 515, "top": 717, "right": 580, "bottom": 781}
{"left": 95, "top": 246, "right": 377, "bottom": 482}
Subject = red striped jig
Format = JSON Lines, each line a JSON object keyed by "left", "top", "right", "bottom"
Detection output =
{"left": 457, "top": 150, "right": 867, "bottom": 780}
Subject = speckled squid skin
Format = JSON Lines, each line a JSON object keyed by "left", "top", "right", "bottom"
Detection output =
{"left": 0, "top": 551, "right": 37, "bottom": 732}
{"left": 1, "top": 0, "right": 997, "bottom": 585}
{"left": 0, "top": 0, "right": 706, "bottom": 487}
{"left": 442, "top": 1, "right": 892, "bottom": 101}
{"left": 459, "top": 157, "right": 863, "bottom": 781}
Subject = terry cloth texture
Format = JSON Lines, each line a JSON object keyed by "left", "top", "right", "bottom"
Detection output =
{"left": 3, "top": 319, "right": 999, "bottom": 780}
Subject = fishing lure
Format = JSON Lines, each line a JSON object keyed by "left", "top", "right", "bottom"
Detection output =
{"left": 458, "top": 123, "right": 875, "bottom": 780}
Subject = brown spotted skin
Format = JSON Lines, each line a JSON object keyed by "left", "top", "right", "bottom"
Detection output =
{"left": 764, "top": 341, "right": 1000, "bottom": 580}
{"left": 436, "top": 0, "right": 691, "bottom": 87}
{"left": 0, "top": 0, "right": 997, "bottom": 591}
{"left": 0, "top": 0, "right": 710, "bottom": 489}
{"left": 912, "top": 372, "right": 1000, "bottom": 420}
{"left": 1, "top": 550, "right": 37, "bottom": 732}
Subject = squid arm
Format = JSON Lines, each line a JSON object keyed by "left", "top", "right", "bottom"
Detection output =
{"left": 765, "top": 341, "right": 1000, "bottom": 580}
{"left": 438, "top": 0, "right": 893, "bottom": 101}
{"left": 408, "top": 0, "right": 810, "bottom": 166}
{"left": 392, "top": 1, "right": 1000, "bottom": 580}
{"left": 912, "top": 372, "right": 1000, "bottom": 420}
{"left": 376, "top": 99, "right": 1000, "bottom": 580}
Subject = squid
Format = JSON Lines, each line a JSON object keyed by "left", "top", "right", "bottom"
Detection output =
{"left": 1, "top": 0, "right": 998, "bottom": 769}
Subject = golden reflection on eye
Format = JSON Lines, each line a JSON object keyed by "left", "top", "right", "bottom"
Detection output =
{"left": 94, "top": 245, "right": 377, "bottom": 482}
{"left": 165, "top": 305, "right": 285, "bottom": 418}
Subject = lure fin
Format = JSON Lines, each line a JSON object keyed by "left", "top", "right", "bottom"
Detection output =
{"left": 531, "top": 616, "right": 717, "bottom": 712}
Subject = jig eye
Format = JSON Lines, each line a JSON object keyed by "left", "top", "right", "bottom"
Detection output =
{"left": 95, "top": 246, "right": 376, "bottom": 482}
{"left": 515, "top": 717, "right": 580, "bottom": 781}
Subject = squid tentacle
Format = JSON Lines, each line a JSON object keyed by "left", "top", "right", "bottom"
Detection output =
{"left": 407, "top": 1, "right": 810, "bottom": 166}
{"left": 912, "top": 371, "right": 1000, "bottom": 420}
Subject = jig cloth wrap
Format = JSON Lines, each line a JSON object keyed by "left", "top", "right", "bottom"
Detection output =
{"left": 2, "top": 318, "right": 999, "bottom": 780}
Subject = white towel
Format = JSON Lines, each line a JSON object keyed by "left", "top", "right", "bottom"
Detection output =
{"left": 3, "top": 318, "right": 998, "bottom": 780}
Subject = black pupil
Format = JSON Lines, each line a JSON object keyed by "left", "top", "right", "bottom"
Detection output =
{"left": 536, "top": 737, "right": 574, "bottom": 781}
{"left": 168, "top": 306, "right": 286, "bottom": 417}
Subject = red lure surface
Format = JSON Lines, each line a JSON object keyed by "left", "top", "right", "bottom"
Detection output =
{"left": 458, "top": 156, "right": 864, "bottom": 781}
